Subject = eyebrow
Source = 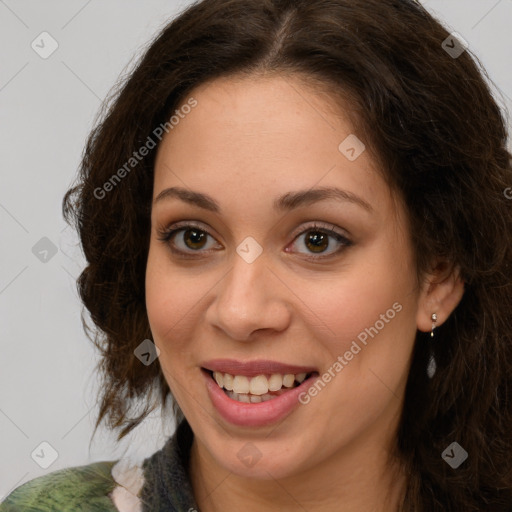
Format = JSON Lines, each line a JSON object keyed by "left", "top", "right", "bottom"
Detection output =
{"left": 153, "top": 186, "right": 373, "bottom": 213}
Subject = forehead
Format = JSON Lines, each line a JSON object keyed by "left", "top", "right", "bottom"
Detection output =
{"left": 152, "top": 74, "right": 393, "bottom": 218}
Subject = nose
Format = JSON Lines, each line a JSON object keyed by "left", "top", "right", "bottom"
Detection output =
{"left": 205, "top": 252, "right": 292, "bottom": 341}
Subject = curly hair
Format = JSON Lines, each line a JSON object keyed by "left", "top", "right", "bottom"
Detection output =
{"left": 62, "top": 0, "right": 512, "bottom": 509}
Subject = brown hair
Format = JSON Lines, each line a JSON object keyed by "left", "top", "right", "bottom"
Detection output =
{"left": 62, "top": 0, "right": 512, "bottom": 509}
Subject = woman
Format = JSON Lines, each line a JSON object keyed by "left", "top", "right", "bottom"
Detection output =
{"left": 2, "top": 0, "right": 511, "bottom": 510}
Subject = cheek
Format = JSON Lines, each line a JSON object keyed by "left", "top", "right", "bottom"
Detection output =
{"left": 307, "top": 268, "right": 412, "bottom": 341}
{"left": 301, "top": 238, "right": 418, "bottom": 369}
{"left": 295, "top": 260, "right": 418, "bottom": 436}
{"left": 145, "top": 243, "right": 199, "bottom": 356}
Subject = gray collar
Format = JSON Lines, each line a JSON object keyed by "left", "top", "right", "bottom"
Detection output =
{"left": 140, "top": 419, "right": 200, "bottom": 512}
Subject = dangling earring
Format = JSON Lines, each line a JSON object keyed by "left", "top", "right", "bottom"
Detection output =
{"left": 430, "top": 312, "right": 437, "bottom": 337}
{"left": 427, "top": 313, "right": 438, "bottom": 378}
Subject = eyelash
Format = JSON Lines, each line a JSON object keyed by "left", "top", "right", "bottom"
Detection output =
{"left": 156, "top": 222, "right": 353, "bottom": 261}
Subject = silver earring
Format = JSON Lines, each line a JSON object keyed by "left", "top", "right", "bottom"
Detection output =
{"left": 427, "top": 313, "right": 437, "bottom": 378}
{"left": 430, "top": 313, "right": 437, "bottom": 337}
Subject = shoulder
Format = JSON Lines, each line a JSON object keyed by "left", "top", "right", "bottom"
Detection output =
{"left": 0, "top": 460, "right": 120, "bottom": 512}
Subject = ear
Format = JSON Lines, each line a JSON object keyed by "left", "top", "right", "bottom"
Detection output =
{"left": 416, "top": 262, "right": 465, "bottom": 333}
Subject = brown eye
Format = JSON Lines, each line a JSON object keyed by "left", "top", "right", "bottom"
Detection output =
{"left": 158, "top": 222, "right": 352, "bottom": 261}
{"left": 157, "top": 224, "right": 219, "bottom": 255}
{"left": 304, "top": 231, "right": 330, "bottom": 253}
{"left": 289, "top": 224, "right": 352, "bottom": 260}
{"left": 181, "top": 228, "right": 208, "bottom": 250}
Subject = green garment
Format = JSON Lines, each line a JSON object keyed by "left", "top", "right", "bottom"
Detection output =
{"left": 0, "top": 460, "right": 119, "bottom": 512}
{"left": 0, "top": 419, "right": 200, "bottom": 511}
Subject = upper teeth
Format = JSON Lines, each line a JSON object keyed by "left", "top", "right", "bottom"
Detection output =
{"left": 213, "top": 372, "right": 308, "bottom": 395}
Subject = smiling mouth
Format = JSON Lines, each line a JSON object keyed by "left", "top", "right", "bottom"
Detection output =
{"left": 205, "top": 369, "right": 317, "bottom": 403}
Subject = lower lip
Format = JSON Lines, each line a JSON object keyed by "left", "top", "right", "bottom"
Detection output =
{"left": 202, "top": 369, "right": 317, "bottom": 428}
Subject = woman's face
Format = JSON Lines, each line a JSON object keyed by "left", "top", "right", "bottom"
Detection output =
{"left": 145, "top": 74, "right": 423, "bottom": 479}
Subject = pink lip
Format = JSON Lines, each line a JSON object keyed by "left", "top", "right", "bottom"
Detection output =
{"left": 202, "top": 369, "right": 319, "bottom": 428}
{"left": 201, "top": 358, "right": 317, "bottom": 377}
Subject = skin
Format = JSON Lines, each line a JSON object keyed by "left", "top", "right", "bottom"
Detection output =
{"left": 145, "top": 73, "right": 464, "bottom": 512}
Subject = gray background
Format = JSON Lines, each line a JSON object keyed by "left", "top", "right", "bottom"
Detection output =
{"left": 1, "top": 0, "right": 511, "bottom": 500}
